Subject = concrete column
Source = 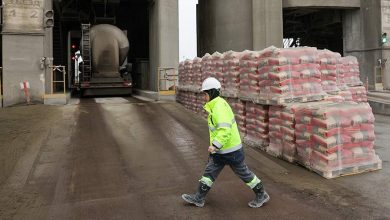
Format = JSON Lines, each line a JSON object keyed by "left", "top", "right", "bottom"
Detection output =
{"left": 252, "top": 0, "right": 283, "bottom": 50}
{"left": 1, "top": 0, "right": 48, "bottom": 106}
{"left": 343, "top": 0, "right": 382, "bottom": 90}
{"left": 381, "top": 0, "right": 390, "bottom": 89}
{"left": 44, "top": 0, "right": 53, "bottom": 94}
{"left": 2, "top": 35, "right": 45, "bottom": 106}
{"left": 149, "top": 0, "right": 179, "bottom": 92}
{"left": 197, "top": 0, "right": 253, "bottom": 55}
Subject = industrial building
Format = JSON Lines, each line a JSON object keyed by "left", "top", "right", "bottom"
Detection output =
{"left": 0, "top": 0, "right": 389, "bottom": 108}
{"left": 0, "top": 0, "right": 179, "bottom": 107}
{"left": 0, "top": 1, "right": 390, "bottom": 219}
{"left": 197, "top": 0, "right": 390, "bottom": 95}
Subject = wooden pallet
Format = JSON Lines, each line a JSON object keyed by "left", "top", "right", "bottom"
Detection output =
{"left": 282, "top": 155, "right": 297, "bottom": 163}
{"left": 310, "top": 157, "right": 382, "bottom": 179}
{"left": 243, "top": 136, "right": 269, "bottom": 151}
{"left": 239, "top": 94, "right": 326, "bottom": 106}
{"left": 265, "top": 149, "right": 283, "bottom": 159}
{"left": 177, "top": 86, "right": 201, "bottom": 93}
{"left": 346, "top": 82, "right": 363, "bottom": 87}
{"left": 221, "top": 90, "right": 239, "bottom": 98}
{"left": 325, "top": 90, "right": 341, "bottom": 95}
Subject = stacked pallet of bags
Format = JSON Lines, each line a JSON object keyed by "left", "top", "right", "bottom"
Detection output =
{"left": 177, "top": 90, "right": 190, "bottom": 109}
{"left": 239, "top": 50, "right": 261, "bottom": 99}
{"left": 339, "top": 56, "right": 363, "bottom": 87}
{"left": 222, "top": 51, "right": 242, "bottom": 97}
{"left": 337, "top": 56, "right": 367, "bottom": 103}
{"left": 177, "top": 90, "right": 203, "bottom": 114}
{"left": 268, "top": 106, "right": 284, "bottom": 158}
{"left": 244, "top": 102, "right": 269, "bottom": 149}
{"left": 201, "top": 53, "right": 213, "bottom": 82}
{"left": 329, "top": 55, "right": 365, "bottom": 103}
{"left": 177, "top": 47, "right": 382, "bottom": 178}
{"left": 257, "top": 47, "right": 325, "bottom": 104}
{"left": 184, "top": 59, "right": 193, "bottom": 90}
{"left": 176, "top": 89, "right": 185, "bottom": 105}
{"left": 188, "top": 92, "right": 201, "bottom": 113}
{"left": 268, "top": 102, "right": 327, "bottom": 162}
{"left": 317, "top": 49, "right": 341, "bottom": 94}
{"left": 226, "top": 98, "right": 246, "bottom": 135}
{"left": 185, "top": 59, "right": 194, "bottom": 89}
{"left": 294, "top": 102, "right": 381, "bottom": 178}
{"left": 211, "top": 52, "right": 224, "bottom": 85}
{"left": 178, "top": 61, "right": 188, "bottom": 91}
{"left": 178, "top": 61, "right": 185, "bottom": 88}
{"left": 192, "top": 57, "right": 203, "bottom": 91}
{"left": 347, "top": 86, "right": 367, "bottom": 102}
{"left": 178, "top": 59, "right": 193, "bottom": 91}
{"left": 176, "top": 90, "right": 189, "bottom": 110}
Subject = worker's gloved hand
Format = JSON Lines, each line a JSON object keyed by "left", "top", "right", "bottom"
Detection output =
{"left": 208, "top": 146, "right": 218, "bottom": 154}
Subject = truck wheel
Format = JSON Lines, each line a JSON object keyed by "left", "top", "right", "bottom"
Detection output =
{"left": 79, "top": 89, "right": 84, "bottom": 98}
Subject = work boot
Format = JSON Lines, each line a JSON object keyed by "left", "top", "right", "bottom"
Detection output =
{"left": 248, "top": 182, "right": 270, "bottom": 208}
{"left": 181, "top": 182, "right": 211, "bottom": 207}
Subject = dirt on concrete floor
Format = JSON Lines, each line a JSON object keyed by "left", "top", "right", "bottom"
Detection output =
{"left": 0, "top": 105, "right": 66, "bottom": 185}
{"left": 0, "top": 98, "right": 389, "bottom": 219}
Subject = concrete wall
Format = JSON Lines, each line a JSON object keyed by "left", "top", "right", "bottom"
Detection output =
{"left": 2, "top": 35, "right": 45, "bottom": 106}
{"left": 196, "top": 0, "right": 387, "bottom": 92}
{"left": 149, "top": 0, "right": 179, "bottom": 92}
{"left": 44, "top": 0, "right": 53, "bottom": 94}
{"left": 381, "top": 0, "right": 390, "bottom": 89}
{"left": 197, "top": 0, "right": 253, "bottom": 55}
{"left": 283, "top": 0, "right": 360, "bottom": 8}
{"left": 2, "top": 0, "right": 52, "bottom": 106}
{"left": 252, "top": 0, "right": 283, "bottom": 50}
{"left": 197, "top": 0, "right": 283, "bottom": 56}
{"left": 343, "top": 0, "right": 382, "bottom": 90}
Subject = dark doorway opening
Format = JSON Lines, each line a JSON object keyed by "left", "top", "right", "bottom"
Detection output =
{"left": 283, "top": 9, "right": 343, "bottom": 54}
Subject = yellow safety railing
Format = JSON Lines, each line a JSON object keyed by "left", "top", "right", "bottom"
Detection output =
{"left": 157, "top": 67, "right": 178, "bottom": 95}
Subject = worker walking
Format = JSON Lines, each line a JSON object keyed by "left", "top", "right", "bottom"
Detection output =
{"left": 74, "top": 50, "right": 83, "bottom": 84}
{"left": 181, "top": 77, "right": 270, "bottom": 208}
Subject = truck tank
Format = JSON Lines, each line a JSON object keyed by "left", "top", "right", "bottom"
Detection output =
{"left": 90, "top": 24, "right": 129, "bottom": 78}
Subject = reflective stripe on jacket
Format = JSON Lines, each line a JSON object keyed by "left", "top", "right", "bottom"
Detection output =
{"left": 204, "top": 96, "right": 242, "bottom": 154}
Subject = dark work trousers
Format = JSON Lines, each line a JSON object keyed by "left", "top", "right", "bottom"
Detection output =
{"left": 202, "top": 148, "right": 256, "bottom": 185}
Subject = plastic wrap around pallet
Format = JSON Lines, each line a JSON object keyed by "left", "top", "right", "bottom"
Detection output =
{"left": 222, "top": 51, "right": 243, "bottom": 98}
{"left": 240, "top": 47, "right": 327, "bottom": 105}
{"left": 238, "top": 50, "right": 262, "bottom": 100}
{"left": 201, "top": 53, "right": 213, "bottom": 82}
{"left": 178, "top": 59, "right": 196, "bottom": 91}
{"left": 347, "top": 86, "right": 368, "bottom": 103}
{"left": 178, "top": 61, "right": 185, "bottom": 87}
{"left": 317, "top": 49, "right": 342, "bottom": 94}
{"left": 294, "top": 102, "right": 381, "bottom": 179}
{"left": 177, "top": 47, "right": 381, "bottom": 179}
{"left": 210, "top": 52, "right": 224, "bottom": 84}
{"left": 338, "top": 56, "right": 363, "bottom": 87}
{"left": 225, "top": 97, "right": 246, "bottom": 135}
{"left": 176, "top": 90, "right": 204, "bottom": 115}
{"left": 192, "top": 57, "right": 203, "bottom": 91}
{"left": 243, "top": 102, "right": 269, "bottom": 149}
{"left": 268, "top": 101, "right": 333, "bottom": 162}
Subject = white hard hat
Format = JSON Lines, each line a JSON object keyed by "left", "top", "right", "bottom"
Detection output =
{"left": 75, "top": 50, "right": 81, "bottom": 55}
{"left": 201, "top": 77, "right": 221, "bottom": 91}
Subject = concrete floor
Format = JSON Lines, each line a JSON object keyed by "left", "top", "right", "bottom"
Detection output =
{"left": 0, "top": 97, "right": 389, "bottom": 219}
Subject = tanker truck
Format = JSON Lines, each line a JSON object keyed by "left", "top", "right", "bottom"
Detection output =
{"left": 72, "top": 24, "right": 132, "bottom": 96}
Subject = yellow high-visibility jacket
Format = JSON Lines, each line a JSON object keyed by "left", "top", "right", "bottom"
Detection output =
{"left": 204, "top": 96, "right": 242, "bottom": 154}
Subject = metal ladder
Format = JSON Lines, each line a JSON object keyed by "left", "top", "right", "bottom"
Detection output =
{"left": 81, "top": 24, "right": 92, "bottom": 82}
